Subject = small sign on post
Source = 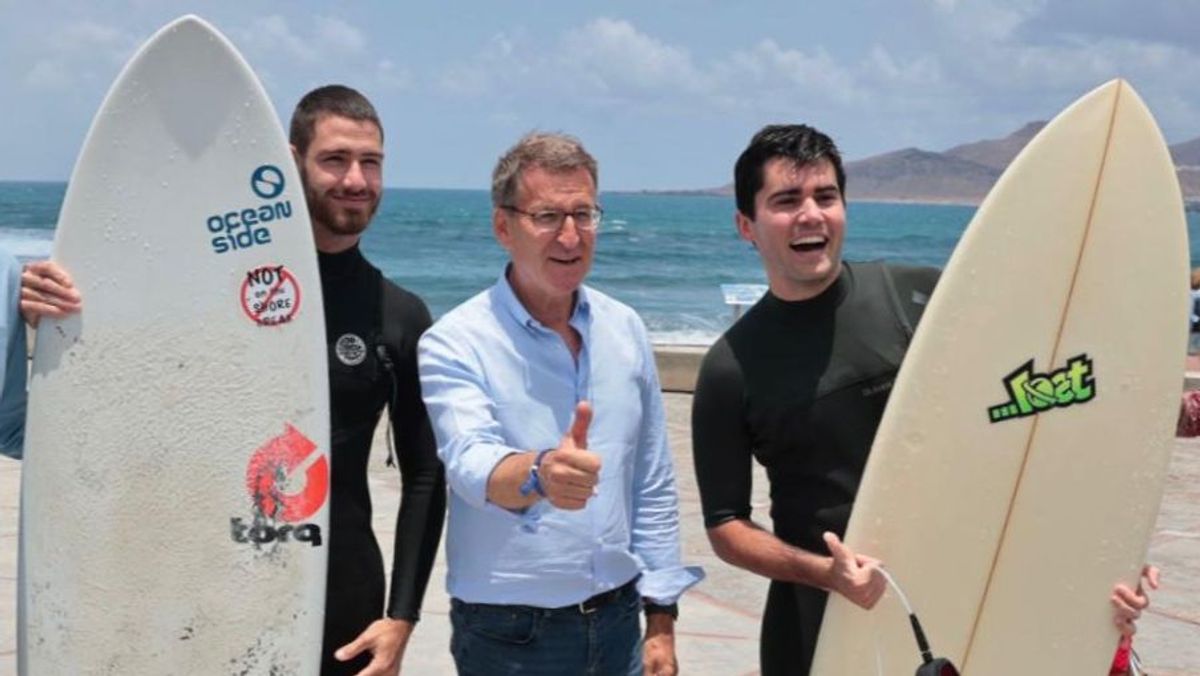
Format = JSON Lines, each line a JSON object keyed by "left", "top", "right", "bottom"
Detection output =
{"left": 720, "top": 283, "right": 768, "bottom": 321}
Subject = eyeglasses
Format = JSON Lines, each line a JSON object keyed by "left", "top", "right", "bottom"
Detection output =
{"left": 500, "top": 205, "right": 603, "bottom": 233}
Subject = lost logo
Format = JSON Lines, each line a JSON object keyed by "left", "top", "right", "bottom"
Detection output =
{"left": 987, "top": 353, "right": 1096, "bottom": 423}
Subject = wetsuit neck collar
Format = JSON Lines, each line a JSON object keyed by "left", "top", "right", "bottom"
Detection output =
{"left": 763, "top": 262, "right": 852, "bottom": 311}
{"left": 318, "top": 245, "right": 368, "bottom": 278}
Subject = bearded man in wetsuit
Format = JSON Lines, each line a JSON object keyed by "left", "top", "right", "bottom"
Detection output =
{"left": 18, "top": 85, "right": 446, "bottom": 676}
{"left": 286, "top": 85, "right": 445, "bottom": 676}
{"left": 689, "top": 124, "right": 1157, "bottom": 675}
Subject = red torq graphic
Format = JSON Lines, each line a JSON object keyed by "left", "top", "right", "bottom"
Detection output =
{"left": 245, "top": 424, "right": 328, "bottom": 522}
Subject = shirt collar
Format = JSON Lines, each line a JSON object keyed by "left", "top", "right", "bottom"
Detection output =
{"left": 491, "top": 264, "right": 592, "bottom": 332}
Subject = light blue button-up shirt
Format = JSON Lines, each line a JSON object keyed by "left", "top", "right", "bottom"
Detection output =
{"left": 0, "top": 251, "right": 27, "bottom": 459}
{"left": 418, "top": 272, "right": 703, "bottom": 607}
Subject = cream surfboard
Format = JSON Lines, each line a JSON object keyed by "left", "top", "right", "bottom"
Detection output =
{"left": 811, "top": 79, "right": 1188, "bottom": 674}
{"left": 18, "top": 15, "right": 329, "bottom": 675}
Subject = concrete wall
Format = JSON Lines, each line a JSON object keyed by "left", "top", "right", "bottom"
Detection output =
{"left": 653, "top": 345, "right": 707, "bottom": 394}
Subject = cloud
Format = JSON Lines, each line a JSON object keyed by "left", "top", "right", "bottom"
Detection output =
{"left": 314, "top": 15, "right": 367, "bottom": 55}
{"left": 928, "top": 0, "right": 1046, "bottom": 42}
{"left": 907, "top": 0, "right": 1200, "bottom": 143}
{"left": 244, "top": 15, "right": 318, "bottom": 64}
{"left": 925, "top": 8, "right": 1200, "bottom": 102}
{"left": 18, "top": 20, "right": 137, "bottom": 91}
{"left": 438, "top": 19, "right": 875, "bottom": 112}
{"left": 374, "top": 59, "right": 411, "bottom": 91}
{"left": 238, "top": 14, "right": 367, "bottom": 64}
{"left": 233, "top": 13, "right": 413, "bottom": 97}
{"left": 438, "top": 32, "right": 522, "bottom": 97}
{"left": 719, "top": 39, "right": 865, "bottom": 107}
{"left": 25, "top": 60, "right": 72, "bottom": 89}
{"left": 434, "top": 11, "right": 1200, "bottom": 153}
{"left": 561, "top": 18, "right": 705, "bottom": 94}
{"left": 1030, "top": 0, "right": 1200, "bottom": 50}
{"left": 49, "top": 21, "right": 127, "bottom": 53}
{"left": 863, "top": 46, "right": 943, "bottom": 89}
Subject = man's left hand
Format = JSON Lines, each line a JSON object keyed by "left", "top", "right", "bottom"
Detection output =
{"left": 1111, "top": 564, "right": 1159, "bottom": 638}
{"left": 335, "top": 618, "right": 415, "bottom": 676}
{"left": 643, "top": 613, "right": 678, "bottom": 676}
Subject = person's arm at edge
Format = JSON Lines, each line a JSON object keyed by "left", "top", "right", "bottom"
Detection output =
{"left": 0, "top": 253, "right": 27, "bottom": 458}
{"left": 1111, "top": 564, "right": 1159, "bottom": 638}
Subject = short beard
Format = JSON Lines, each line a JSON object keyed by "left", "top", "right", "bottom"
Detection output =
{"left": 301, "top": 167, "right": 378, "bottom": 237}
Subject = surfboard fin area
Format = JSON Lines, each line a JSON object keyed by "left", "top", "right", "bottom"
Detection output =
{"left": 812, "top": 79, "right": 1189, "bottom": 674}
{"left": 19, "top": 15, "right": 330, "bottom": 674}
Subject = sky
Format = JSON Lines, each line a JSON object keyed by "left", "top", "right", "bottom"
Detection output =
{"left": 3, "top": 0, "right": 1199, "bottom": 190}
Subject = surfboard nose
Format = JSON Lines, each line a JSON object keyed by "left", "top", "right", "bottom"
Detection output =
{"left": 160, "top": 14, "right": 220, "bottom": 37}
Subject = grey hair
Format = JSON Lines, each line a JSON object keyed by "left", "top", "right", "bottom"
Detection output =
{"left": 491, "top": 132, "right": 598, "bottom": 207}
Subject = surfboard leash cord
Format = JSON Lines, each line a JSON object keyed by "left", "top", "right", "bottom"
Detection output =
{"left": 876, "top": 566, "right": 961, "bottom": 676}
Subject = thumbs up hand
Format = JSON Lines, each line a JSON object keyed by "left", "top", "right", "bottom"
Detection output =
{"left": 824, "top": 531, "right": 886, "bottom": 610}
{"left": 539, "top": 401, "right": 601, "bottom": 510}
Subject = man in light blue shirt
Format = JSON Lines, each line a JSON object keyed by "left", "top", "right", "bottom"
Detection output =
{"left": 0, "top": 250, "right": 28, "bottom": 459}
{"left": 418, "top": 132, "right": 702, "bottom": 675}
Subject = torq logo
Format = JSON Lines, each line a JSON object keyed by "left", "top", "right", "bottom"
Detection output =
{"left": 987, "top": 353, "right": 1096, "bottom": 423}
{"left": 231, "top": 424, "right": 327, "bottom": 547}
{"left": 205, "top": 164, "right": 293, "bottom": 254}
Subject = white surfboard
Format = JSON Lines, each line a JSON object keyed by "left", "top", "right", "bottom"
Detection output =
{"left": 812, "top": 80, "right": 1188, "bottom": 674}
{"left": 18, "top": 15, "right": 329, "bottom": 675}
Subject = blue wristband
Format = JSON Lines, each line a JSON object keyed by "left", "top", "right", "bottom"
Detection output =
{"left": 519, "top": 449, "right": 552, "bottom": 497}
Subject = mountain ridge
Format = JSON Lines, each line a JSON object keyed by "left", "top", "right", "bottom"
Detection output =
{"left": 675, "top": 124, "right": 1200, "bottom": 206}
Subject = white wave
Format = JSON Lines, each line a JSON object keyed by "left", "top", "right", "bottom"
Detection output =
{"left": 0, "top": 228, "right": 53, "bottom": 260}
{"left": 648, "top": 329, "right": 718, "bottom": 346}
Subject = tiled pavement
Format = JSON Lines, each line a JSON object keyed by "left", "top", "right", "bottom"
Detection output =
{"left": 3, "top": 392, "right": 1198, "bottom": 674}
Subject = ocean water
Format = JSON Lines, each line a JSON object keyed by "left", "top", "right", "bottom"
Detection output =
{"left": 3, "top": 181, "right": 1199, "bottom": 344}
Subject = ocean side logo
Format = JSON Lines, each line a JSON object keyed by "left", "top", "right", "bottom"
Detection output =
{"left": 987, "top": 353, "right": 1096, "bottom": 423}
{"left": 205, "top": 164, "right": 293, "bottom": 254}
{"left": 231, "top": 424, "right": 328, "bottom": 548}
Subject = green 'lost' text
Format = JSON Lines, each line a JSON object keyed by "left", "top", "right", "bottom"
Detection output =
{"left": 987, "top": 354, "right": 1095, "bottom": 423}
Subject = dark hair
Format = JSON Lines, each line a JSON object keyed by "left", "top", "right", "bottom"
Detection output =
{"left": 491, "top": 132, "right": 598, "bottom": 207}
{"left": 289, "top": 85, "right": 383, "bottom": 157}
{"left": 733, "top": 124, "right": 845, "bottom": 218}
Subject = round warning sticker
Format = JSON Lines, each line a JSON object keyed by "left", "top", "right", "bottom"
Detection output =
{"left": 241, "top": 265, "right": 301, "bottom": 326}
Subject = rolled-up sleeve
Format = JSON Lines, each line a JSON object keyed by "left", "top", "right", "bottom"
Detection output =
{"left": 629, "top": 321, "right": 704, "bottom": 604}
{"left": 417, "top": 325, "right": 521, "bottom": 510}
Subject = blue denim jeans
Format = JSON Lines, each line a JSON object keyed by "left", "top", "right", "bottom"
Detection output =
{"left": 449, "top": 582, "right": 643, "bottom": 675}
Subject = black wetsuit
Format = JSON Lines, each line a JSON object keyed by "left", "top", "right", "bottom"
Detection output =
{"left": 691, "top": 261, "right": 938, "bottom": 675}
{"left": 318, "top": 246, "right": 446, "bottom": 676}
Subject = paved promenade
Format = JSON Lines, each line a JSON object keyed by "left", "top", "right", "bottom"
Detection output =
{"left": 3, "top": 392, "right": 1199, "bottom": 674}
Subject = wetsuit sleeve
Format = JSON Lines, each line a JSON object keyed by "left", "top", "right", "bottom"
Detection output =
{"left": 383, "top": 289, "right": 446, "bottom": 622}
{"left": 691, "top": 338, "right": 754, "bottom": 529}
{"left": 0, "top": 252, "right": 27, "bottom": 460}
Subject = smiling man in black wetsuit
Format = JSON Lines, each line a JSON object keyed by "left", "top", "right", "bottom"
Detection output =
{"left": 286, "top": 85, "right": 445, "bottom": 676}
{"left": 690, "top": 124, "right": 1157, "bottom": 675}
